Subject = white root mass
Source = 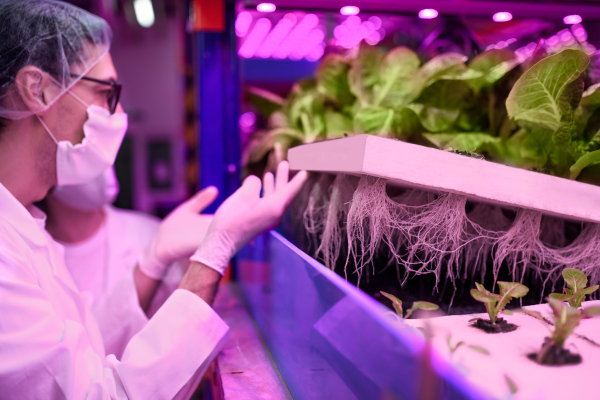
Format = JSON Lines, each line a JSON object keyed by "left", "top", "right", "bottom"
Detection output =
{"left": 303, "top": 174, "right": 600, "bottom": 293}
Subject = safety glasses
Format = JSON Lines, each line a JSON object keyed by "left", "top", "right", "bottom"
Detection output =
{"left": 43, "top": 69, "right": 122, "bottom": 114}
{"left": 75, "top": 75, "right": 122, "bottom": 115}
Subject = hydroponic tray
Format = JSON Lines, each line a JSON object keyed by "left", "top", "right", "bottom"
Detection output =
{"left": 288, "top": 134, "right": 600, "bottom": 224}
{"left": 404, "top": 301, "right": 600, "bottom": 400}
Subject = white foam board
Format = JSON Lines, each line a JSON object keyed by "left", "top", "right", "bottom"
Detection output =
{"left": 287, "top": 135, "right": 600, "bottom": 223}
{"left": 402, "top": 301, "right": 600, "bottom": 400}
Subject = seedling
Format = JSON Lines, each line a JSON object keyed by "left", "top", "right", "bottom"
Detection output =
{"left": 446, "top": 335, "right": 490, "bottom": 359}
{"left": 549, "top": 268, "right": 598, "bottom": 308}
{"left": 380, "top": 291, "right": 439, "bottom": 319}
{"left": 470, "top": 282, "right": 529, "bottom": 324}
{"left": 522, "top": 298, "right": 600, "bottom": 365}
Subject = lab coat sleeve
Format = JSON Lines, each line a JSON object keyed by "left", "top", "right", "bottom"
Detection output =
{"left": 92, "top": 266, "right": 150, "bottom": 360}
{"left": 0, "top": 249, "right": 229, "bottom": 400}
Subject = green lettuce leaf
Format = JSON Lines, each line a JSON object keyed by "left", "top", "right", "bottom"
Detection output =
{"left": 375, "top": 46, "right": 421, "bottom": 107}
{"left": 246, "top": 86, "right": 285, "bottom": 117}
{"left": 353, "top": 106, "right": 396, "bottom": 136}
{"left": 348, "top": 44, "right": 381, "bottom": 106}
{"left": 407, "top": 103, "right": 460, "bottom": 132}
{"left": 570, "top": 149, "right": 600, "bottom": 179}
{"left": 324, "top": 110, "right": 353, "bottom": 139}
{"left": 506, "top": 49, "right": 589, "bottom": 131}
{"left": 424, "top": 132, "right": 501, "bottom": 152}
{"left": 468, "top": 49, "right": 519, "bottom": 92}
{"left": 316, "top": 54, "right": 355, "bottom": 106}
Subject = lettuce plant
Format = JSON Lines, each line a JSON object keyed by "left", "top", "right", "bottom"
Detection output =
{"left": 549, "top": 268, "right": 599, "bottom": 308}
{"left": 380, "top": 291, "right": 439, "bottom": 319}
{"left": 246, "top": 40, "right": 600, "bottom": 185}
{"left": 470, "top": 282, "right": 529, "bottom": 323}
{"left": 523, "top": 298, "right": 600, "bottom": 363}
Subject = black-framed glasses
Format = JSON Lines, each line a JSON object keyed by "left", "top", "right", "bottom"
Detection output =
{"left": 44, "top": 69, "right": 122, "bottom": 114}
{"left": 75, "top": 74, "right": 122, "bottom": 115}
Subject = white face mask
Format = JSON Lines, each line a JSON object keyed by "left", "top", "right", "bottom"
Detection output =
{"left": 51, "top": 167, "right": 120, "bottom": 211}
{"left": 37, "top": 91, "right": 127, "bottom": 186}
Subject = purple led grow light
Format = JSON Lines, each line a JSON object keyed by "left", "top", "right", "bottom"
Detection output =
{"left": 256, "top": 13, "right": 297, "bottom": 58}
{"left": 239, "top": 18, "right": 272, "bottom": 58}
{"left": 235, "top": 11, "right": 253, "bottom": 37}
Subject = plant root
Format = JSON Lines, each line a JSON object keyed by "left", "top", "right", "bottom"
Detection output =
{"left": 304, "top": 173, "right": 600, "bottom": 296}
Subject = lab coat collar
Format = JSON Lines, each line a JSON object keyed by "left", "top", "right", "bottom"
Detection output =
{"left": 0, "top": 182, "right": 48, "bottom": 248}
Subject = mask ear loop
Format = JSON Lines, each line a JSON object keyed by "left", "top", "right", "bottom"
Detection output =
{"left": 42, "top": 71, "right": 90, "bottom": 110}
{"left": 66, "top": 89, "right": 90, "bottom": 109}
{"left": 36, "top": 115, "right": 59, "bottom": 145}
{"left": 36, "top": 74, "right": 90, "bottom": 145}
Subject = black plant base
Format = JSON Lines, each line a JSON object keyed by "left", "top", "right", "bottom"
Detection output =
{"left": 528, "top": 338, "right": 582, "bottom": 366}
{"left": 470, "top": 317, "right": 518, "bottom": 333}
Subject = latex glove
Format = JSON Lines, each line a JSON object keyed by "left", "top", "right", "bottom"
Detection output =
{"left": 190, "top": 161, "right": 307, "bottom": 275}
{"left": 138, "top": 187, "right": 218, "bottom": 280}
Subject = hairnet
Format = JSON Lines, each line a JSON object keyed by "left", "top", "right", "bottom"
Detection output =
{"left": 0, "top": 0, "right": 112, "bottom": 120}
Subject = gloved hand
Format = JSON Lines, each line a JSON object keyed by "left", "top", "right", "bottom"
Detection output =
{"left": 190, "top": 161, "right": 307, "bottom": 275}
{"left": 138, "top": 187, "right": 218, "bottom": 280}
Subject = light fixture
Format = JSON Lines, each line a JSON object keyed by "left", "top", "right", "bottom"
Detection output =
{"left": 273, "top": 14, "right": 319, "bottom": 59}
{"left": 133, "top": 0, "right": 155, "bottom": 28}
{"left": 235, "top": 12, "right": 253, "bottom": 37}
{"left": 419, "top": 9, "right": 438, "bottom": 19}
{"left": 493, "top": 12, "right": 512, "bottom": 22}
{"left": 238, "top": 18, "right": 272, "bottom": 58}
{"left": 563, "top": 15, "right": 582, "bottom": 25}
{"left": 257, "top": 3, "right": 276, "bottom": 12}
{"left": 256, "top": 14, "right": 297, "bottom": 58}
{"left": 340, "top": 6, "right": 360, "bottom": 16}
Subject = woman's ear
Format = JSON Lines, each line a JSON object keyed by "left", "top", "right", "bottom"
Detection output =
{"left": 14, "top": 66, "right": 62, "bottom": 114}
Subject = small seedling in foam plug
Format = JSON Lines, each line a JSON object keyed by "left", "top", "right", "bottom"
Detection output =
{"left": 380, "top": 291, "right": 439, "bottom": 319}
{"left": 521, "top": 297, "right": 600, "bottom": 365}
{"left": 549, "top": 268, "right": 598, "bottom": 308}
{"left": 470, "top": 282, "right": 529, "bottom": 333}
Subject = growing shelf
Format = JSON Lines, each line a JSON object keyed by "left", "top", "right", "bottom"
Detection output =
{"left": 404, "top": 301, "right": 600, "bottom": 400}
{"left": 288, "top": 134, "right": 600, "bottom": 224}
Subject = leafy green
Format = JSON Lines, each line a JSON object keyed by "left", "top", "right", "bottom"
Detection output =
{"left": 376, "top": 46, "right": 421, "bottom": 107}
{"left": 470, "top": 281, "right": 529, "bottom": 324}
{"left": 547, "top": 298, "right": 591, "bottom": 348}
{"left": 354, "top": 106, "right": 396, "bottom": 136}
{"left": 380, "top": 291, "right": 439, "bottom": 319}
{"left": 468, "top": 49, "right": 519, "bottom": 92}
{"left": 521, "top": 297, "right": 600, "bottom": 359}
{"left": 506, "top": 49, "right": 589, "bottom": 131}
{"left": 424, "top": 132, "right": 501, "bottom": 153}
{"left": 549, "top": 268, "right": 599, "bottom": 308}
{"left": 246, "top": 86, "right": 285, "bottom": 117}
{"left": 316, "top": 54, "right": 355, "bottom": 107}
{"left": 245, "top": 43, "right": 600, "bottom": 185}
{"left": 505, "top": 375, "right": 518, "bottom": 395}
{"left": 348, "top": 44, "right": 381, "bottom": 106}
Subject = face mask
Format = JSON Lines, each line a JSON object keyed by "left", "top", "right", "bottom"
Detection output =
{"left": 51, "top": 167, "right": 120, "bottom": 211}
{"left": 37, "top": 91, "right": 127, "bottom": 186}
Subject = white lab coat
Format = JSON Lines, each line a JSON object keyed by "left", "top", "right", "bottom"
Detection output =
{"left": 62, "top": 206, "right": 185, "bottom": 359}
{"left": 0, "top": 182, "right": 229, "bottom": 399}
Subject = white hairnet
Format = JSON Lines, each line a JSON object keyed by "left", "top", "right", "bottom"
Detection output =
{"left": 0, "top": 0, "right": 112, "bottom": 120}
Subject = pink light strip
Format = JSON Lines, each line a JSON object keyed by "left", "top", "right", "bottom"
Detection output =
{"left": 235, "top": 11, "right": 253, "bottom": 37}
{"left": 256, "top": 14, "right": 297, "bottom": 58}
{"left": 291, "top": 28, "right": 325, "bottom": 60}
{"left": 273, "top": 14, "right": 319, "bottom": 59}
{"left": 238, "top": 18, "right": 272, "bottom": 58}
